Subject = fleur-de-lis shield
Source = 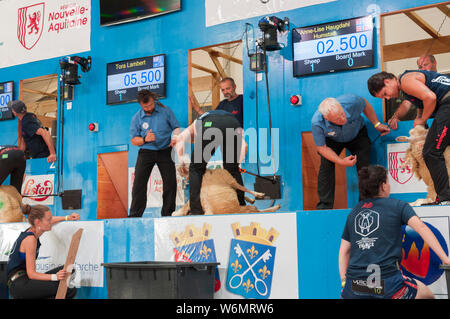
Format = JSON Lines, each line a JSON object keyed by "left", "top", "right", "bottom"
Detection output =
{"left": 226, "top": 239, "right": 276, "bottom": 299}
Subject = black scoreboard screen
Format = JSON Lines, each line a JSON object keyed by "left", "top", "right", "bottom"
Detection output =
{"left": 292, "top": 16, "right": 374, "bottom": 77}
{"left": 0, "top": 81, "right": 14, "bottom": 121}
{"left": 107, "top": 54, "right": 166, "bottom": 105}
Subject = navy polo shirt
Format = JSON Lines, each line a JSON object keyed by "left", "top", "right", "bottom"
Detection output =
{"left": 216, "top": 94, "right": 243, "bottom": 127}
{"left": 311, "top": 94, "right": 366, "bottom": 147}
{"left": 21, "top": 112, "right": 50, "bottom": 158}
{"left": 130, "top": 104, "right": 179, "bottom": 151}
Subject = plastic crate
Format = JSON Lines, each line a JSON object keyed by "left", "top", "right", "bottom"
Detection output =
{"left": 0, "top": 262, "right": 8, "bottom": 299}
{"left": 102, "top": 261, "right": 219, "bottom": 299}
{"left": 440, "top": 264, "right": 450, "bottom": 298}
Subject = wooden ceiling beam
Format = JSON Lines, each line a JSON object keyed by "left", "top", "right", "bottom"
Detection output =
{"left": 208, "top": 53, "right": 227, "bottom": 79}
{"left": 191, "top": 63, "right": 218, "bottom": 75}
{"left": 437, "top": 4, "right": 450, "bottom": 17}
{"left": 404, "top": 11, "right": 440, "bottom": 38}
{"left": 383, "top": 35, "right": 450, "bottom": 62}
{"left": 22, "top": 87, "right": 57, "bottom": 98}
{"left": 202, "top": 48, "right": 243, "bottom": 65}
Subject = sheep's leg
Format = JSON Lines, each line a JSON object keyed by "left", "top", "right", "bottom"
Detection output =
{"left": 237, "top": 204, "right": 281, "bottom": 214}
{"left": 244, "top": 196, "right": 255, "bottom": 204}
{"left": 172, "top": 200, "right": 190, "bottom": 216}
{"left": 225, "top": 178, "right": 265, "bottom": 199}
{"left": 257, "top": 204, "right": 281, "bottom": 213}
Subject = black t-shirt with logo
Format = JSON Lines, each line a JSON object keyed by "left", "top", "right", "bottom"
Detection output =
{"left": 216, "top": 95, "right": 243, "bottom": 127}
{"left": 399, "top": 70, "right": 450, "bottom": 116}
{"left": 342, "top": 197, "right": 417, "bottom": 279}
{"left": 21, "top": 112, "right": 49, "bottom": 158}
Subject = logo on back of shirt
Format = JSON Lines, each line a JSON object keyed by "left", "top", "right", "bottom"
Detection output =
{"left": 355, "top": 209, "right": 379, "bottom": 250}
{"left": 431, "top": 75, "right": 450, "bottom": 86}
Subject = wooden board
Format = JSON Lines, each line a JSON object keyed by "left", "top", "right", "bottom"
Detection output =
{"left": 55, "top": 228, "right": 83, "bottom": 299}
{"left": 97, "top": 151, "right": 128, "bottom": 219}
{"left": 301, "top": 132, "right": 347, "bottom": 210}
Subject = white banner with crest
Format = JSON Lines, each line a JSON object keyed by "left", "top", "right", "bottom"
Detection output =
{"left": 0, "top": 0, "right": 91, "bottom": 69}
{"left": 387, "top": 143, "right": 427, "bottom": 193}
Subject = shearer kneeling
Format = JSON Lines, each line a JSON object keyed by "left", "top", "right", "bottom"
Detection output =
{"left": 368, "top": 70, "right": 450, "bottom": 205}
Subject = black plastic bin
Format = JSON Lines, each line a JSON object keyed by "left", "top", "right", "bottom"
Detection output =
{"left": 102, "top": 261, "right": 219, "bottom": 299}
{"left": 0, "top": 261, "right": 8, "bottom": 299}
{"left": 440, "top": 264, "right": 450, "bottom": 299}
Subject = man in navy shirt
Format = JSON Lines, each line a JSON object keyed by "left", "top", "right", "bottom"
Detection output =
{"left": 174, "top": 109, "right": 247, "bottom": 215}
{"left": 311, "top": 94, "right": 390, "bottom": 209}
{"left": 129, "top": 90, "right": 180, "bottom": 217}
{"left": 9, "top": 100, "right": 56, "bottom": 162}
{"left": 190, "top": 77, "right": 243, "bottom": 127}
{"left": 368, "top": 70, "right": 450, "bottom": 205}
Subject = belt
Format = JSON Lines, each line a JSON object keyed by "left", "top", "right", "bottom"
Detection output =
{"left": 7, "top": 270, "right": 26, "bottom": 287}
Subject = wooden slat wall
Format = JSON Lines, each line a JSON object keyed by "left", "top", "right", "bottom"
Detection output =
{"left": 301, "top": 132, "right": 347, "bottom": 210}
{"left": 97, "top": 151, "right": 128, "bottom": 219}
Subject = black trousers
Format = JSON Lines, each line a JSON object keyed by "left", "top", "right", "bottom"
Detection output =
{"left": 189, "top": 114, "right": 245, "bottom": 214}
{"left": 423, "top": 98, "right": 450, "bottom": 202}
{"left": 129, "top": 147, "right": 177, "bottom": 217}
{"left": 316, "top": 126, "right": 371, "bottom": 210}
{"left": 0, "top": 147, "right": 26, "bottom": 194}
{"left": 8, "top": 266, "right": 76, "bottom": 299}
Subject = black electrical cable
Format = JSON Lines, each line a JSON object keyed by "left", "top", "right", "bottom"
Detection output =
{"left": 255, "top": 47, "right": 260, "bottom": 176}
{"left": 261, "top": 35, "right": 277, "bottom": 181}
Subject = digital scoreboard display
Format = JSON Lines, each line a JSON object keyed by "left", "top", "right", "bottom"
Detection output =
{"left": 107, "top": 54, "right": 166, "bottom": 105}
{"left": 0, "top": 81, "right": 14, "bottom": 121}
{"left": 292, "top": 16, "right": 374, "bottom": 77}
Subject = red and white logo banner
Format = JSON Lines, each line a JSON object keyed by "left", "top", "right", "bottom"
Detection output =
{"left": 0, "top": 0, "right": 91, "bottom": 69}
{"left": 21, "top": 174, "right": 55, "bottom": 205}
{"left": 387, "top": 143, "right": 427, "bottom": 194}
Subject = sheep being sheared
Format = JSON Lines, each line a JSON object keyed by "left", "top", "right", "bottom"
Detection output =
{"left": 0, "top": 185, "right": 26, "bottom": 223}
{"left": 172, "top": 168, "right": 281, "bottom": 216}
{"left": 397, "top": 125, "right": 450, "bottom": 206}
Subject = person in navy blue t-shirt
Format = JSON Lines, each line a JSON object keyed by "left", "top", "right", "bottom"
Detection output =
{"left": 190, "top": 77, "right": 243, "bottom": 127}
{"left": 129, "top": 90, "right": 180, "bottom": 217}
{"left": 368, "top": 70, "right": 450, "bottom": 205}
{"left": 339, "top": 165, "right": 450, "bottom": 299}
{"left": 9, "top": 100, "right": 56, "bottom": 163}
{"left": 311, "top": 94, "right": 390, "bottom": 209}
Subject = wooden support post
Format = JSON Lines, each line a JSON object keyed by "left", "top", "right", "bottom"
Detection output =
{"left": 55, "top": 228, "right": 83, "bottom": 299}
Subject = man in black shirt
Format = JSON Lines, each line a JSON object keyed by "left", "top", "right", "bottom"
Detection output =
{"left": 190, "top": 77, "right": 243, "bottom": 127}
{"left": 9, "top": 100, "right": 56, "bottom": 162}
